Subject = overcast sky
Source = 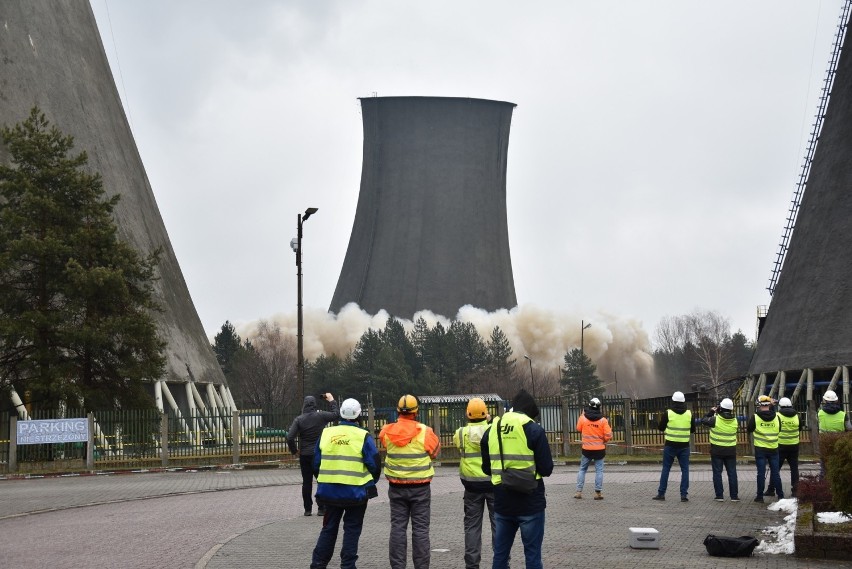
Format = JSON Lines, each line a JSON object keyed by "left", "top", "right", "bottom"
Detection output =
{"left": 90, "top": 0, "right": 845, "bottom": 347}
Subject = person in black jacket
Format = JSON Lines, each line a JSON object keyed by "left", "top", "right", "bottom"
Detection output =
{"left": 287, "top": 393, "right": 339, "bottom": 516}
{"left": 481, "top": 389, "right": 553, "bottom": 569}
{"left": 653, "top": 391, "right": 696, "bottom": 502}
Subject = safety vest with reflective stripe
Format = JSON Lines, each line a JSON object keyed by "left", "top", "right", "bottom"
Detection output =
{"left": 455, "top": 423, "right": 489, "bottom": 483}
{"left": 665, "top": 409, "right": 692, "bottom": 443}
{"left": 778, "top": 413, "right": 800, "bottom": 445}
{"left": 577, "top": 414, "right": 611, "bottom": 451}
{"left": 709, "top": 415, "right": 738, "bottom": 447}
{"left": 818, "top": 409, "right": 847, "bottom": 433}
{"left": 316, "top": 425, "right": 371, "bottom": 486}
{"left": 487, "top": 412, "right": 540, "bottom": 486}
{"left": 753, "top": 415, "right": 780, "bottom": 449}
{"left": 383, "top": 423, "right": 434, "bottom": 483}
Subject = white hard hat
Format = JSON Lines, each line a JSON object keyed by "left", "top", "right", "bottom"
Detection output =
{"left": 823, "top": 390, "right": 838, "bottom": 402}
{"left": 720, "top": 398, "right": 734, "bottom": 410}
{"left": 589, "top": 397, "right": 601, "bottom": 409}
{"left": 779, "top": 397, "right": 793, "bottom": 408}
{"left": 340, "top": 398, "right": 362, "bottom": 420}
{"left": 672, "top": 391, "right": 685, "bottom": 403}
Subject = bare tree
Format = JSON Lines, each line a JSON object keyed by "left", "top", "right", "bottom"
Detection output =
{"left": 654, "top": 309, "right": 735, "bottom": 398}
{"left": 233, "top": 321, "right": 298, "bottom": 410}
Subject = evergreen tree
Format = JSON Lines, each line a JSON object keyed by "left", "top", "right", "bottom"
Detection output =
{"left": 450, "top": 321, "right": 488, "bottom": 391}
{"left": 212, "top": 321, "right": 242, "bottom": 377}
{"left": 0, "top": 108, "right": 164, "bottom": 410}
{"left": 560, "top": 348, "right": 602, "bottom": 405}
{"left": 487, "top": 326, "right": 517, "bottom": 394}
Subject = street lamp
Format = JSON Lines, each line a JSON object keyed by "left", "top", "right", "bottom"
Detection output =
{"left": 291, "top": 207, "right": 318, "bottom": 404}
{"left": 523, "top": 355, "right": 537, "bottom": 398}
{"left": 579, "top": 320, "right": 592, "bottom": 405}
{"left": 581, "top": 320, "right": 592, "bottom": 356}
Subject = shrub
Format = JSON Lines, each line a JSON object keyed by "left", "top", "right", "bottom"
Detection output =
{"left": 797, "top": 474, "right": 833, "bottom": 508}
{"left": 826, "top": 432, "right": 852, "bottom": 516}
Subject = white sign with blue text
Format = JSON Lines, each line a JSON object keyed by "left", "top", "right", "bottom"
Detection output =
{"left": 16, "top": 418, "right": 89, "bottom": 445}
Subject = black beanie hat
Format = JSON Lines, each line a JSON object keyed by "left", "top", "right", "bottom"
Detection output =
{"left": 512, "top": 389, "right": 539, "bottom": 419}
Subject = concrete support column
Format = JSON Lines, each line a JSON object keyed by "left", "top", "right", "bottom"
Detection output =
{"left": 160, "top": 412, "right": 169, "bottom": 467}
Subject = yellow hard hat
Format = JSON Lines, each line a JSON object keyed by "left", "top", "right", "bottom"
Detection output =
{"left": 397, "top": 394, "right": 419, "bottom": 414}
{"left": 466, "top": 397, "right": 488, "bottom": 420}
{"left": 757, "top": 395, "right": 772, "bottom": 405}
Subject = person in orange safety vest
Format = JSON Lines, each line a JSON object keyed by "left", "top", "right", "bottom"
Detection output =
{"left": 574, "top": 397, "right": 613, "bottom": 500}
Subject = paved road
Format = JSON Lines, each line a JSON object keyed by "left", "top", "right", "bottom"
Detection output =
{"left": 0, "top": 463, "right": 838, "bottom": 568}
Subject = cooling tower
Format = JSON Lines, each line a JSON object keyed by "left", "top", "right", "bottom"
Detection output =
{"left": 329, "top": 96, "right": 518, "bottom": 319}
{"left": 749, "top": 9, "right": 852, "bottom": 375}
{"left": 0, "top": 2, "right": 226, "bottom": 393}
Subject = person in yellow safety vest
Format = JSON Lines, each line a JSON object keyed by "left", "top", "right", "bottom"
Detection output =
{"left": 766, "top": 397, "right": 800, "bottom": 498}
{"left": 310, "top": 398, "right": 380, "bottom": 569}
{"left": 574, "top": 397, "right": 613, "bottom": 500}
{"left": 480, "top": 389, "right": 553, "bottom": 569}
{"left": 748, "top": 395, "right": 783, "bottom": 503}
{"left": 653, "top": 391, "right": 695, "bottom": 502}
{"left": 379, "top": 394, "right": 440, "bottom": 569}
{"left": 453, "top": 398, "right": 497, "bottom": 569}
{"left": 700, "top": 397, "right": 740, "bottom": 502}
{"left": 816, "top": 389, "right": 851, "bottom": 477}
{"left": 818, "top": 390, "right": 851, "bottom": 432}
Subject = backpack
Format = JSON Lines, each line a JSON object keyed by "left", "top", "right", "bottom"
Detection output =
{"left": 703, "top": 534, "right": 759, "bottom": 557}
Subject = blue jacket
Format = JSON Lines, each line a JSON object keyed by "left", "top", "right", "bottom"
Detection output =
{"left": 312, "top": 420, "right": 381, "bottom": 505}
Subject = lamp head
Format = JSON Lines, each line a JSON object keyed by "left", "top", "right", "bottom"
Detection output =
{"left": 303, "top": 207, "right": 318, "bottom": 221}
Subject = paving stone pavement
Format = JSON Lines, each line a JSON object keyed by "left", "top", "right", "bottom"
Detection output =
{"left": 0, "top": 463, "right": 841, "bottom": 568}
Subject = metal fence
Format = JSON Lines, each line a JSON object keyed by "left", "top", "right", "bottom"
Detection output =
{"left": 1, "top": 394, "right": 815, "bottom": 474}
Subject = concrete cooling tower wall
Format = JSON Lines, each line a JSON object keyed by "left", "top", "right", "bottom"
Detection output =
{"left": 0, "top": 1, "right": 226, "bottom": 387}
{"left": 329, "top": 96, "right": 518, "bottom": 319}
{"left": 750, "top": 7, "right": 852, "bottom": 375}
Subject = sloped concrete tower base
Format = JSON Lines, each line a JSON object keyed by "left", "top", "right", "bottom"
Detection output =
{"left": 750, "top": 10, "right": 852, "bottom": 375}
{"left": 330, "top": 96, "right": 518, "bottom": 319}
{"left": 0, "top": 1, "right": 226, "bottom": 389}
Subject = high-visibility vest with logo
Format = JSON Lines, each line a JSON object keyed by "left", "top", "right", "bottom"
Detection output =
{"left": 456, "top": 423, "right": 489, "bottom": 483}
{"left": 709, "top": 415, "right": 738, "bottom": 447}
{"left": 665, "top": 410, "right": 692, "bottom": 443}
{"left": 577, "top": 415, "right": 609, "bottom": 451}
{"left": 753, "top": 415, "right": 780, "bottom": 449}
{"left": 487, "top": 412, "right": 540, "bottom": 486}
{"left": 383, "top": 423, "right": 434, "bottom": 482}
{"left": 818, "top": 409, "right": 847, "bottom": 433}
{"left": 778, "top": 413, "right": 800, "bottom": 445}
{"left": 316, "top": 425, "right": 371, "bottom": 486}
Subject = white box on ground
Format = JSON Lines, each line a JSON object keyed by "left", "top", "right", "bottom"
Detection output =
{"left": 628, "top": 527, "right": 660, "bottom": 549}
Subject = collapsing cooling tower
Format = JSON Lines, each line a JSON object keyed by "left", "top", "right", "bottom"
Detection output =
{"left": 749, "top": 8, "right": 852, "bottom": 376}
{"left": 0, "top": 2, "right": 228, "bottom": 403}
{"left": 329, "top": 96, "right": 518, "bottom": 319}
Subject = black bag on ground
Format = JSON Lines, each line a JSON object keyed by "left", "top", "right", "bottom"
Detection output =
{"left": 703, "top": 534, "right": 759, "bottom": 557}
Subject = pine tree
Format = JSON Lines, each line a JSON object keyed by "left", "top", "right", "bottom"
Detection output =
{"left": 560, "top": 348, "right": 602, "bottom": 406}
{"left": 212, "top": 321, "right": 243, "bottom": 377}
{"left": 0, "top": 108, "right": 164, "bottom": 410}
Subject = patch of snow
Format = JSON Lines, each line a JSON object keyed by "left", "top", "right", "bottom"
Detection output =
{"left": 817, "top": 511, "right": 852, "bottom": 524}
{"left": 755, "top": 498, "right": 797, "bottom": 555}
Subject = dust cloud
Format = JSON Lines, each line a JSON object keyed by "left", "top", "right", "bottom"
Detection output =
{"left": 234, "top": 303, "right": 657, "bottom": 396}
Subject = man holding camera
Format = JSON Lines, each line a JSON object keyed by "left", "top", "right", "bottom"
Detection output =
{"left": 288, "top": 392, "right": 339, "bottom": 516}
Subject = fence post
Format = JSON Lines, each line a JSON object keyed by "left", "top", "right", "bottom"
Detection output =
{"left": 431, "top": 403, "right": 441, "bottom": 459}
{"left": 9, "top": 416, "right": 17, "bottom": 473}
{"left": 560, "top": 395, "right": 571, "bottom": 458}
{"left": 232, "top": 411, "right": 240, "bottom": 464}
{"left": 160, "top": 412, "right": 169, "bottom": 467}
{"left": 623, "top": 398, "right": 634, "bottom": 455}
{"left": 86, "top": 413, "right": 95, "bottom": 470}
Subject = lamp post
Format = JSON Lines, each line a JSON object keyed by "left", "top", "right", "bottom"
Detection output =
{"left": 523, "top": 355, "right": 537, "bottom": 398}
{"left": 291, "top": 207, "right": 318, "bottom": 405}
{"left": 579, "top": 320, "right": 592, "bottom": 405}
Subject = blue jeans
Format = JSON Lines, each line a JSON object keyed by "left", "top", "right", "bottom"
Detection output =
{"left": 755, "top": 447, "right": 783, "bottom": 499}
{"left": 310, "top": 503, "right": 367, "bottom": 569}
{"left": 657, "top": 445, "right": 689, "bottom": 497}
{"left": 710, "top": 454, "right": 738, "bottom": 499}
{"left": 576, "top": 454, "right": 604, "bottom": 492}
{"left": 492, "top": 511, "right": 544, "bottom": 569}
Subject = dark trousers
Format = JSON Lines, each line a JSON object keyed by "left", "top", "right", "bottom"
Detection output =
{"left": 767, "top": 445, "right": 799, "bottom": 495}
{"left": 310, "top": 503, "right": 367, "bottom": 569}
{"left": 711, "top": 454, "right": 738, "bottom": 499}
{"left": 300, "top": 453, "right": 316, "bottom": 511}
{"left": 755, "top": 447, "right": 783, "bottom": 499}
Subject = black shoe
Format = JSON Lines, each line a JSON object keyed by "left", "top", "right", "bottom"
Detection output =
{"left": 304, "top": 510, "right": 312, "bottom": 516}
{"left": 714, "top": 497, "right": 724, "bottom": 502}
{"left": 681, "top": 496, "right": 689, "bottom": 502}
{"left": 652, "top": 495, "right": 665, "bottom": 501}
{"left": 731, "top": 497, "right": 740, "bottom": 502}
{"left": 754, "top": 496, "right": 764, "bottom": 503}
{"left": 317, "top": 508, "right": 325, "bottom": 516}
